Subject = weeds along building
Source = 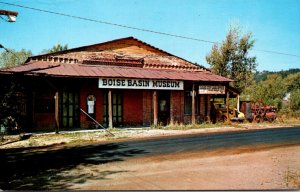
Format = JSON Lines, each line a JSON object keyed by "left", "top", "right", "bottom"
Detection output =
{"left": 0, "top": 37, "right": 232, "bottom": 131}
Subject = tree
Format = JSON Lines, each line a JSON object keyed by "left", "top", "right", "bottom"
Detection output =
{"left": 255, "top": 69, "right": 300, "bottom": 83}
{"left": 206, "top": 25, "right": 257, "bottom": 92}
{"left": 41, "top": 43, "right": 68, "bottom": 54}
{"left": 0, "top": 49, "right": 32, "bottom": 68}
{"left": 242, "top": 73, "right": 288, "bottom": 109}
{"left": 0, "top": 76, "right": 26, "bottom": 133}
{"left": 290, "top": 89, "right": 300, "bottom": 110}
{"left": 284, "top": 72, "right": 300, "bottom": 92}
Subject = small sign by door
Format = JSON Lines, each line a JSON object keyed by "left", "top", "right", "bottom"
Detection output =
{"left": 199, "top": 85, "right": 225, "bottom": 94}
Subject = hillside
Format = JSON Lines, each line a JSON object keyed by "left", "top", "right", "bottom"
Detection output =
{"left": 255, "top": 68, "right": 300, "bottom": 82}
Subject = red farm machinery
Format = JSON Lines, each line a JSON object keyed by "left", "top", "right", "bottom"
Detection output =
{"left": 240, "top": 101, "right": 278, "bottom": 123}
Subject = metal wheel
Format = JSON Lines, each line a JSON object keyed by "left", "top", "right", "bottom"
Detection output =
{"left": 222, "top": 116, "right": 227, "bottom": 122}
{"left": 254, "top": 115, "right": 261, "bottom": 123}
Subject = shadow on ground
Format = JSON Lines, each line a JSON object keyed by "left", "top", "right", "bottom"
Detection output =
{"left": 0, "top": 142, "right": 147, "bottom": 190}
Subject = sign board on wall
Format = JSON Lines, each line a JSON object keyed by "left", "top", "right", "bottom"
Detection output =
{"left": 199, "top": 85, "right": 225, "bottom": 94}
{"left": 99, "top": 78, "right": 184, "bottom": 90}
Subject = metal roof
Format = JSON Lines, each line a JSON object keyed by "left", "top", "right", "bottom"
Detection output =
{"left": 0, "top": 61, "right": 232, "bottom": 82}
{"left": 28, "top": 37, "right": 209, "bottom": 71}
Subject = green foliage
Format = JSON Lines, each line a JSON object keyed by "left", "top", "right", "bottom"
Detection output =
{"left": 206, "top": 25, "right": 257, "bottom": 92}
{"left": 290, "top": 89, "right": 300, "bottom": 110}
{"left": 0, "top": 78, "right": 25, "bottom": 133}
{"left": 242, "top": 74, "right": 286, "bottom": 108}
{"left": 242, "top": 72, "right": 300, "bottom": 112}
{"left": 255, "top": 68, "right": 300, "bottom": 82}
{"left": 284, "top": 72, "right": 300, "bottom": 92}
{"left": 41, "top": 44, "right": 68, "bottom": 54}
{"left": 0, "top": 49, "right": 32, "bottom": 68}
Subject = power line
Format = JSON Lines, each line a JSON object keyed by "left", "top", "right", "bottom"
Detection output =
{"left": 253, "top": 49, "right": 300, "bottom": 58}
{"left": 1, "top": 1, "right": 300, "bottom": 58}
{"left": 0, "top": 1, "right": 217, "bottom": 44}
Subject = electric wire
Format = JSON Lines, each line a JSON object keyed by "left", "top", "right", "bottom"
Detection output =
{"left": 0, "top": 1, "right": 218, "bottom": 44}
{"left": 0, "top": 15, "right": 9, "bottom": 22}
{"left": 0, "top": 1, "right": 300, "bottom": 58}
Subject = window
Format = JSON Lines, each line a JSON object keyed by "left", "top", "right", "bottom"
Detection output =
{"left": 184, "top": 91, "right": 199, "bottom": 115}
{"left": 103, "top": 91, "right": 123, "bottom": 127}
{"left": 59, "top": 90, "right": 79, "bottom": 128}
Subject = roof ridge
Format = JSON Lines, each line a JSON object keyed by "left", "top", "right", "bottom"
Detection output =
{"left": 27, "top": 36, "right": 210, "bottom": 71}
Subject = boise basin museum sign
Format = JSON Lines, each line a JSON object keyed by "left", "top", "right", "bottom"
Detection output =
{"left": 99, "top": 78, "right": 184, "bottom": 90}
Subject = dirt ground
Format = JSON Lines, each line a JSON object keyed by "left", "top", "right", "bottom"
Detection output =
{"left": 65, "top": 144, "right": 300, "bottom": 190}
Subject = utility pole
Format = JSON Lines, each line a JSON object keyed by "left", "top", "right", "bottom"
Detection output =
{"left": 0, "top": 10, "right": 18, "bottom": 22}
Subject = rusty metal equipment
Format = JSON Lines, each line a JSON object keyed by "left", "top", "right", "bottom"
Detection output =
{"left": 240, "top": 101, "right": 277, "bottom": 123}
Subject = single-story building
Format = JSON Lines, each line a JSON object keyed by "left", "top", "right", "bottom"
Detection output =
{"left": 0, "top": 37, "right": 233, "bottom": 131}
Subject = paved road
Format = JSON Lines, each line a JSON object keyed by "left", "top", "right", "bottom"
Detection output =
{"left": 111, "top": 126, "right": 300, "bottom": 157}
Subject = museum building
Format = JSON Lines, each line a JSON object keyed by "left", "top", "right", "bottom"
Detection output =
{"left": 0, "top": 37, "right": 232, "bottom": 131}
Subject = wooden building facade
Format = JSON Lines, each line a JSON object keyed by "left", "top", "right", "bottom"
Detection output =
{"left": 0, "top": 37, "right": 232, "bottom": 131}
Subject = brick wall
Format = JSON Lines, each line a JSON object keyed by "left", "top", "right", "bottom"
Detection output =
{"left": 80, "top": 83, "right": 144, "bottom": 128}
{"left": 79, "top": 79, "right": 104, "bottom": 128}
{"left": 32, "top": 82, "right": 56, "bottom": 130}
{"left": 123, "top": 90, "right": 143, "bottom": 126}
{"left": 207, "top": 95, "right": 211, "bottom": 121}
{"left": 199, "top": 94, "right": 211, "bottom": 122}
{"left": 34, "top": 113, "right": 56, "bottom": 130}
{"left": 170, "top": 90, "right": 183, "bottom": 124}
{"left": 142, "top": 90, "right": 153, "bottom": 126}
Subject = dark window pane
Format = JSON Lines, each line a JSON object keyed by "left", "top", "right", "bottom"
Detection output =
{"left": 63, "top": 118, "right": 67, "bottom": 127}
{"left": 63, "top": 105, "right": 68, "bottom": 116}
{"left": 69, "top": 118, "right": 73, "bottom": 127}
{"left": 75, "top": 94, "right": 79, "bottom": 104}
{"left": 69, "top": 105, "right": 74, "bottom": 116}
{"left": 63, "top": 92, "right": 68, "bottom": 103}
{"left": 69, "top": 92, "right": 73, "bottom": 104}
{"left": 113, "top": 105, "right": 117, "bottom": 116}
{"left": 103, "top": 105, "right": 107, "bottom": 115}
{"left": 118, "top": 94, "right": 121, "bottom": 103}
{"left": 184, "top": 91, "right": 192, "bottom": 114}
{"left": 118, "top": 105, "right": 122, "bottom": 116}
{"left": 113, "top": 94, "right": 117, "bottom": 104}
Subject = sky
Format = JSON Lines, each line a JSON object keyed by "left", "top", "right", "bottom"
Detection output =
{"left": 0, "top": 0, "right": 299, "bottom": 71}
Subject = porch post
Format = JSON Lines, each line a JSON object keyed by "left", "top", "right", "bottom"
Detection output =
{"left": 191, "top": 84, "right": 196, "bottom": 124}
{"left": 237, "top": 94, "right": 240, "bottom": 111}
{"left": 108, "top": 90, "right": 113, "bottom": 128}
{"left": 153, "top": 91, "right": 158, "bottom": 126}
{"left": 54, "top": 91, "right": 60, "bottom": 133}
{"left": 226, "top": 87, "right": 230, "bottom": 122}
{"left": 170, "top": 91, "right": 174, "bottom": 125}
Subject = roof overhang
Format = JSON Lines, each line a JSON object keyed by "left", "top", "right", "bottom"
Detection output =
{"left": 0, "top": 61, "right": 233, "bottom": 82}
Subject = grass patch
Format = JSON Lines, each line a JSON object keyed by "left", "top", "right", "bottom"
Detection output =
{"left": 0, "top": 131, "right": 108, "bottom": 148}
{"left": 164, "top": 122, "right": 231, "bottom": 130}
{"left": 106, "top": 136, "right": 128, "bottom": 141}
{"left": 285, "top": 168, "right": 300, "bottom": 189}
{"left": 107, "top": 127, "right": 122, "bottom": 132}
{"left": 276, "top": 117, "right": 300, "bottom": 125}
{"left": 0, "top": 134, "right": 21, "bottom": 145}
